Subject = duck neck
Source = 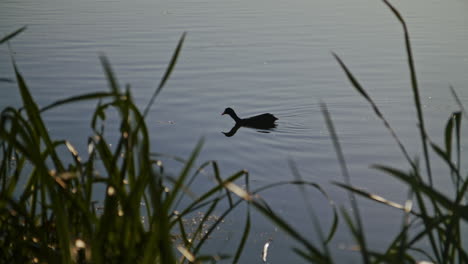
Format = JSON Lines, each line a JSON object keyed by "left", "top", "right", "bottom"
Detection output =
{"left": 229, "top": 112, "right": 242, "bottom": 123}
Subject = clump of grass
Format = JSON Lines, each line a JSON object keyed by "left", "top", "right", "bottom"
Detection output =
{"left": 330, "top": 1, "right": 468, "bottom": 263}
{"left": 229, "top": 1, "right": 468, "bottom": 263}
{"left": 0, "top": 29, "right": 258, "bottom": 263}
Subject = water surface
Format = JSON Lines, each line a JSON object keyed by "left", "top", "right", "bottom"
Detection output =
{"left": 1, "top": 0, "right": 468, "bottom": 262}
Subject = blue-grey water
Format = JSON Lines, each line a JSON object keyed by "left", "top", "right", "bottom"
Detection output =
{"left": 1, "top": 0, "right": 468, "bottom": 262}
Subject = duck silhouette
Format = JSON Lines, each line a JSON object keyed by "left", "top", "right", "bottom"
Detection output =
{"left": 222, "top": 107, "right": 278, "bottom": 132}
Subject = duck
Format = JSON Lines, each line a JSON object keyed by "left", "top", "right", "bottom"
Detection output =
{"left": 222, "top": 107, "right": 278, "bottom": 129}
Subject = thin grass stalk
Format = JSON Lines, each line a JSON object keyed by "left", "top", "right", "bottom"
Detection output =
{"left": 408, "top": 247, "right": 438, "bottom": 264}
{"left": 374, "top": 165, "right": 468, "bottom": 220}
{"left": 381, "top": 0, "right": 432, "bottom": 186}
{"left": 172, "top": 160, "right": 223, "bottom": 215}
{"left": 430, "top": 143, "right": 463, "bottom": 189}
{"left": 191, "top": 188, "right": 250, "bottom": 258}
{"left": 320, "top": 102, "right": 370, "bottom": 263}
{"left": 189, "top": 198, "right": 220, "bottom": 254}
{"left": 251, "top": 198, "right": 327, "bottom": 260}
{"left": 449, "top": 86, "right": 468, "bottom": 122}
{"left": 40, "top": 92, "right": 113, "bottom": 113}
{"left": 142, "top": 32, "right": 186, "bottom": 118}
{"left": 453, "top": 112, "right": 462, "bottom": 190}
{"left": 289, "top": 160, "right": 335, "bottom": 255}
{"left": 396, "top": 191, "right": 413, "bottom": 262}
{"left": 441, "top": 216, "right": 458, "bottom": 263}
{"left": 212, "top": 162, "right": 234, "bottom": 208}
{"left": 375, "top": 165, "right": 447, "bottom": 262}
{"left": 164, "top": 139, "right": 204, "bottom": 214}
{"left": 173, "top": 170, "right": 247, "bottom": 224}
{"left": 232, "top": 172, "right": 251, "bottom": 264}
{"left": 0, "top": 26, "right": 27, "bottom": 44}
{"left": 177, "top": 216, "right": 190, "bottom": 247}
{"left": 293, "top": 248, "right": 319, "bottom": 263}
{"left": 442, "top": 112, "right": 463, "bottom": 190}
{"left": 192, "top": 196, "right": 242, "bottom": 256}
{"left": 332, "top": 53, "right": 413, "bottom": 166}
{"left": 380, "top": 218, "right": 416, "bottom": 262}
{"left": 251, "top": 178, "right": 340, "bottom": 244}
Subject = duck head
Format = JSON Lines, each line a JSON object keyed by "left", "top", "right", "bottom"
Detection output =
{"left": 222, "top": 107, "right": 235, "bottom": 116}
{"left": 221, "top": 107, "right": 241, "bottom": 122}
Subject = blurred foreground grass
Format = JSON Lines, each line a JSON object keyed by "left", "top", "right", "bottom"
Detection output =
{"left": 0, "top": 31, "right": 256, "bottom": 263}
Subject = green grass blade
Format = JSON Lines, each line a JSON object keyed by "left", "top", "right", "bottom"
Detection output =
{"left": 450, "top": 85, "right": 468, "bottom": 121}
{"left": 99, "top": 55, "right": 120, "bottom": 95}
{"left": 333, "top": 52, "right": 412, "bottom": 164}
{"left": 232, "top": 179, "right": 251, "bottom": 263}
{"left": 381, "top": 0, "right": 432, "bottom": 185}
{"left": 253, "top": 179, "right": 339, "bottom": 244}
{"left": 213, "top": 161, "right": 234, "bottom": 207}
{"left": 40, "top": 92, "right": 114, "bottom": 112}
{"left": 164, "top": 138, "right": 203, "bottom": 212}
{"left": 177, "top": 217, "right": 190, "bottom": 247}
{"left": 12, "top": 61, "right": 65, "bottom": 170}
{"left": 143, "top": 32, "right": 186, "bottom": 118}
{"left": 453, "top": 111, "right": 462, "bottom": 179}
{"left": 444, "top": 113, "right": 455, "bottom": 162}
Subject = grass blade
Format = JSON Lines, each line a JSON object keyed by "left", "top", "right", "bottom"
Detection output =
{"left": 12, "top": 60, "right": 65, "bottom": 172}
{"left": 232, "top": 174, "right": 251, "bottom": 264}
{"left": 333, "top": 182, "right": 418, "bottom": 216}
{"left": 450, "top": 86, "right": 468, "bottom": 121}
{"left": 332, "top": 53, "right": 412, "bottom": 164}
{"left": 289, "top": 160, "right": 335, "bottom": 251}
{"left": 164, "top": 138, "right": 203, "bottom": 212}
{"left": 99, "top": 55, "right": 120, "bottom": 95}
{"left": 373, "top": 165, "right": 468, "bottom": 221}
{"left": 0, "top": 26, "right": 27, "bottom": 44}
{"left": 381, "top": 0, "right": 432, "bottom": 185}
{"left": 320, "top": 101, "right": 370, "bottom": 263}
{"left": 143, "top": 32, "right": 186, "bottom": 118}
{"left": 40, "top": 92, "right": 114, "bottom": 112}
{"left": 0, "top": 77, "right": 13, "bottom": 83}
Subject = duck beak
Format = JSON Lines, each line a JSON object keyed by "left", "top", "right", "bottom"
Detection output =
{"left": 221, "top": 111, "right": 226, "bottom": 115}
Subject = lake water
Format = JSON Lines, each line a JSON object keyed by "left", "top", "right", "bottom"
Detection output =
{"left": 2, "top": 0, "right": 468, "bottom": 262}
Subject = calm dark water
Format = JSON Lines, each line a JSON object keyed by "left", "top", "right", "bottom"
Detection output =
{"left": 2, "top": 0, "right": 468, "bottom": 262}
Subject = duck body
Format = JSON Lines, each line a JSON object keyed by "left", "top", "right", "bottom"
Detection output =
{"left": 222, "top": 107, "right": 278, "bottom": 129}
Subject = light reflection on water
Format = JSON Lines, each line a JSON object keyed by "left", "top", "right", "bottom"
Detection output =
{"left": 1, "top": 0, "right": 468, "bottom": 262}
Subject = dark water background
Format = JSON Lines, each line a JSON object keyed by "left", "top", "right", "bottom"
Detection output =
{"left": 1, "top": 0, "right": 468, "bottom": 262}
